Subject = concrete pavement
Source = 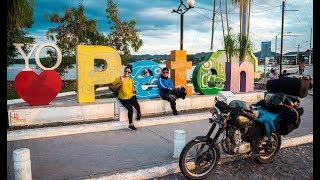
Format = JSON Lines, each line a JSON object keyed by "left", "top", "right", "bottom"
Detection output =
{"left": 158, "top": 144, "right": 313, "bottom": 180}
{"left": 6, "top": 94, "right": 313, "bottom": 179}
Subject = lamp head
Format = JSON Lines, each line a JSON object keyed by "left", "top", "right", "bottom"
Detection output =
{"left": 187, "top": 0, "right": 195, "bottom": 8}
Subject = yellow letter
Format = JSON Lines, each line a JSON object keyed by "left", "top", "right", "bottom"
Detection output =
{"left": 77, "top": 45, "right": 121, "bottom": 103}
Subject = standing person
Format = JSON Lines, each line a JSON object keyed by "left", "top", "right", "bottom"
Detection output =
{"left": 299, "top": 61, "right": 305, "bottom": 75}
{"left": 110, "top": 64, "right": 141, "bottom": 130}
{"left": 157, "top": 67, "right": 179, "bottom": 115}
{"left": 267, "top": 69, "right": 279, "bottom": 81}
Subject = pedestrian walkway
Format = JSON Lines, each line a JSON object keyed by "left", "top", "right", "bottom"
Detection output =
{"left": 7, "top": 95, "right": 313, "bottom": 179}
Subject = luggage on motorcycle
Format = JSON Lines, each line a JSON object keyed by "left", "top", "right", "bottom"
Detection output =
{"left": 256, "top": 99, "right": 283, "bottom": 114}
{"left": 273, "top": 105, "right": 303, "bottom": 135}
{"left": 215, "top": 100, "right": 229, "bottom": 112}
{"left": 266, "top": 93, "right": 300, "bottom": 106}
{"left": 266, "top": 77, "right": 309, "bottom": 98}
{"left": 229, "top": 100, "right": 250, "bottom": 110}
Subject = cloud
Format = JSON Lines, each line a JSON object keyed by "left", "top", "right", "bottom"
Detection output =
{"left": 24, "top": 0, "right": 312, "bottom": 57}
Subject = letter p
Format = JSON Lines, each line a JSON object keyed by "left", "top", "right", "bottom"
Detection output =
{"left": 77, "top": 45, "right": 122, "bottom": 103}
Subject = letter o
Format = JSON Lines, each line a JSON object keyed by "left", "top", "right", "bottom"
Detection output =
{"left": 34, "top": 44, "right": 62, "bottom": 70}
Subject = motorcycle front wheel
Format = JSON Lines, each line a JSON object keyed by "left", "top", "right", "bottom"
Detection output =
{"left": 179, "top": 139, "right": 220, "bottom": 180}
{"left": 256, "top": 132, "right": 282, "bottom": 164}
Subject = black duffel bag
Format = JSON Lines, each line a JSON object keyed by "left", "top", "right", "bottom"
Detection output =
{"left": 273, "top": 104, "right": 304, "bottom": 135}
{"left": 266, "top": 77, "right": 309, "bottom": 98}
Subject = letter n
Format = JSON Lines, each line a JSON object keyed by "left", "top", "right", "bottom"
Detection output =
{"left": 224, "top": 61, "right": 254, "bottom": 93}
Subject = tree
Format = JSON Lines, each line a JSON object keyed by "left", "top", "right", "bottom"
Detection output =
{"left": 237, "top": 32, "right": 253, "bottom": 61}
{"left": 106, "top": 0, "right": 143, "bottom": 59}
{"left": 220, "top": 0, "right": 228, "bottom": 62}
{"left": 44, "top": 4, "right": 106, "bottom": 75}
{"left": 44, "top": 1, "right": 143, "bottom": 75}
{"left": 223, "top": 28, "right": 238, "bottom": 62}
{"left": 222, "top": 29, "right": 254, "bottom": 62}
{"left": 45, "top": 4, "right": 106, "bottom": 56}
{"left": 232, "top": 0, "right": 252, "bottom": 61}
{"left": 7, "top": 0, "right": 35, "bottom": 65}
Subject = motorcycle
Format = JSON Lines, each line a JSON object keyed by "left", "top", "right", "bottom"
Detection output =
{"left": 179, "top": 93, "right": 302, "bottom": 179}
{"left": 299, "top": 68, "right": 304, "bottom": 75}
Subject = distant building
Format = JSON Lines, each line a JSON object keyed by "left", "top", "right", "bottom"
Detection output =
{"left": 261, "top": 41, "right": 271, "bottom": 58}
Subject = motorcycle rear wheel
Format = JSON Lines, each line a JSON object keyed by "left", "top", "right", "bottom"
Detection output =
{"left": 179, "top": 139, "right": 220, "bottom": 180}
{"left": 256, "top": 132, "right": 282, "bottom": 164}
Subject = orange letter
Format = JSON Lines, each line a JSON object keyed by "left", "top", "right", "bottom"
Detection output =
{"left": 166, "top": 50, "right": 192, "bottom": 96}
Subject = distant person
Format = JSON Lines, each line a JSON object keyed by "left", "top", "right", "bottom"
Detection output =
{"left": 299, "top": 61, "right": 305, "bottom": 75}
{"left": 279, "top": 70, "right": 298, "bottom": 78}
{"left": 267, "top": 69, "right": 279, "bottom": 81}
{"left": 157, "top": 67, "right": 179, "bottom": 115}
{"left": 110, "top": 64, "right": 141, "bottom": 130}
{"left": 142, "top": 69, "right": 150, "bottom": 76}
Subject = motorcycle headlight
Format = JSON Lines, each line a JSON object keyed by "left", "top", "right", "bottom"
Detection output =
{"left": 212, "top": 113, "right": 220, "bottom": 120}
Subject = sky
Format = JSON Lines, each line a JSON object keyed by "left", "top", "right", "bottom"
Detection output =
{"left": 26, "top": 0, "right": 313, "bottom": 56}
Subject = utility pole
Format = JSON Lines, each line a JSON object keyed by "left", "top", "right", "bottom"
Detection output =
{"left": 210, "top": 0, "right": 216, "bottom": 51}
{"left": 279, "top": 0, "right": 285, "bottom": 76}
{"left": 279, "top": 1, "right": 297, "bottom": 76}
{"left": 296, "top": 44, "right": 300, "bottom": 65}
{"left": 309, "top": 28, "right": 312, "bottom": 64}
{"left": 274, "top": 36, "right": 277, "bottom": 68}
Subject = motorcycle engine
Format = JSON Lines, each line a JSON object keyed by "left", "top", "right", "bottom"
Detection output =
{"left": 223, "top": 128, "right": 251, "bottom": 154}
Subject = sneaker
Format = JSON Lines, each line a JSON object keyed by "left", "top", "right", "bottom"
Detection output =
{"left": 173, "top": 111, "right": 179, "bottom": 115}
{"left": 137, "top": 113, "right": 141, "bottom": 121}
{"left": 128, "top": 124, "right": 137, "bottom": 130}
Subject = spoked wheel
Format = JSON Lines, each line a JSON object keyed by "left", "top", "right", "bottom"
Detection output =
{"left": 256, "top": 132, "right": 282, "bottom": 164}
{"left": 179, "top": 140, "right": 220, "bottom": 180}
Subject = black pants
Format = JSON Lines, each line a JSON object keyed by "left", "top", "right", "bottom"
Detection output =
{"left": 119, "top": 95, "right": 141, "bottom": 124}
{"left": 160, "top": 93, "right": 177, "bottom": 113}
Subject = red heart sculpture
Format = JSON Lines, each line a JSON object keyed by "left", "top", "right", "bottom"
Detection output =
{"left": 14, "top": 70, "right": 62, "bottom": 106}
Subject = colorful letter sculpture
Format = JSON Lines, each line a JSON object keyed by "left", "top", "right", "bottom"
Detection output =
{"left": 13, "top": 42, "right": 259, "bottom": 105}
{"left": 77, "top": 45, "right": 122, "bottom": 103}
{"left": 131, "top": 60, "right": 162, "bottom": 99}
{"left": 14, "top": 70, "right": 62, "bottom": 106}
{"left": 192, "top": 52, "right": 226, "bottom": 94}
{"left": 13, "top": 43, "right": 63, "bottom": 106}
{"left": 224, "top": 61, "right": 254, "bottom": 93}
{"left": 166, "top": 50, "right": 192, "bottom": 96}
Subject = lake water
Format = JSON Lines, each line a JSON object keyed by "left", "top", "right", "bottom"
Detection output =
{"left": 7, "top": 64, "right": 268, "bottom": 81}
{"left": 7, "top": 64, "right": 196, "bottom": 81}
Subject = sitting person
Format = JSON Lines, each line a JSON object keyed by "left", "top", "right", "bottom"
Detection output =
{"left": 142, "top": 69, "right": 150, "bottom": 76}
{"left": 157, "top": 67, "right": 179, "bottom": 115}
{"left": 279, "top": 70, "right": 298, "bottom": 78}
{"left": 267, "top": 69, "right": 279, "bottom": 81}
{"left": 110, "top": 64, "right": 141, "bottom": 130}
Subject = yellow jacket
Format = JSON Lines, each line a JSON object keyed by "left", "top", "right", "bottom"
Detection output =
{"left": 112, "top": 76, "right": 135, "bottom": 100}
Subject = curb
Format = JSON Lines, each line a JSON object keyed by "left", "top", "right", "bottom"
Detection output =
{"left": 85, "top": 134, "right": 313, "bottom": 180}
{"left": 7, "top": 112, "right": 211, "bottom": 141}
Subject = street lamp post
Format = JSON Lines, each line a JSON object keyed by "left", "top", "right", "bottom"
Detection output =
{"left": 274, "top": 32, "right": 293, "bottom": 68}
{"left": 172, "top": 0, "right": 195, "bottom": 50}
{"left": 296, "top": 41, "right": 309, "bottom": 65}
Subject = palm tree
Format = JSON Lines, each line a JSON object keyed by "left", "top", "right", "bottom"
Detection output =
{"left": 224, "top": 28, "right": 238, "bottom": 62}
{"left": 232, "top": 0, "right": 252, "bottom": 61}
{"left": 220, "top": 0, "right": 228, "bottom": 62}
